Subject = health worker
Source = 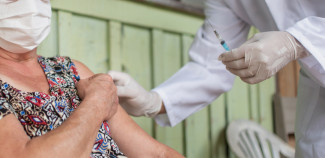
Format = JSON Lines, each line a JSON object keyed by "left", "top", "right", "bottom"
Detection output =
{"left": 109, "top": 0, "right": 325, "bottom": 157}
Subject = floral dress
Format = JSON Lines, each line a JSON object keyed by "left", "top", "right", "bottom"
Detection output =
{"left": 0, "top": 56, "right": 126, "bottom": 158}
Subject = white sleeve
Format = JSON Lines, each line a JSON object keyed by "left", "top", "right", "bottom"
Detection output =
{"left": 286, "top": 16, "right": 325, "bottom": 87}
{"left": 152, "top": 0, "right": 251, "bottom": 127}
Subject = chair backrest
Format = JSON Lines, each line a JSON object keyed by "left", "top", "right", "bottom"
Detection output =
{"left": 226, "top": 120, "right": 295, "bottom": 158}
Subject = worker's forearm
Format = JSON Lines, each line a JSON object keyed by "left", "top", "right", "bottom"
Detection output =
{"left": 22, "top": 97, "right": 104, "bottom": 158}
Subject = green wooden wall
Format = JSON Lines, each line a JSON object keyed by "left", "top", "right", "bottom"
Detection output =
{"left": 38, "top": 1, "right": 275, "bottom": 158}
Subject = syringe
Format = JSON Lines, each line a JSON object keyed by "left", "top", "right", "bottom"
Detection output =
{"left": 207, "top": 20, "right": 230, "bottom": 51}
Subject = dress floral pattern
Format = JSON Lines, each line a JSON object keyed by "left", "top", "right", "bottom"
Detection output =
{"left": 0, "top": 56, "right": 125, "bottom": 158}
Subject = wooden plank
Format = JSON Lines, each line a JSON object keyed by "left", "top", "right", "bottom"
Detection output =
{"left": 259, "top": 77, "right": 276, "bottom": 132}
{"left": 57, "top": 11, "right": 72, "bottom": 57}
{"left": 180, "top": 34, "right": 191, "bottom": 157}
{"left": 276, "top": 62, "right": 297, "bottom": 97}
{"left": 226, "top": 78, "right": 250, "bottom": 158}
{"left": 227, "top": 78, "right": 250, "bottom": 121}
{"left": 181, "top": 34, "right": 211, "bottom": 158}
{"left": 120, "top": 24, "right": 153, "bottom": 135}
{"left": 58, "top": 11, "right": 108, "bottom": 73}
{"left": 38, "top": 11, "right": 58, "bottom": 57}
{"left": 210, "top": 94, "right": 227, "bottom": 158}
{"left": 180, "top": 35, "right": 191, "bottom": 157}
{"left": 294, "top": 60, "right": 301, "bottom": 96}
{"left": 181, "top": 35, "right": 192, "bottom": 63}
{"left": 249, "top": 84, "right": 260, "bottom": 123}
{"left": 247, "top": 27, "right": 262, "bottom": 124}
{"left": 152, "top": 29, "right": 184, "bottom": 154}
{"left": 108, "top": 21, "right": 123, "bottom": 71}
{"left": 51, "top": 0, "right": 203, "bottom": 35}
{"left": 185, "top": 107, "right": 211, "bottom": 158}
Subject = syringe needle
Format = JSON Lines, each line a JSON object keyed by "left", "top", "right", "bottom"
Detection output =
{"left": 207, "top": 19, "right": 221, "bottom": 39}
{"left": 207, "top": 19, "right": 230, "bottom": 51}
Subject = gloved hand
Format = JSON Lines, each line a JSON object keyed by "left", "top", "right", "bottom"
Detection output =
{"left": 218, "top": 31, "right": 309, "bottom": 84}
{"left": 108, "top": 71, "right": 162, "bottom": 117}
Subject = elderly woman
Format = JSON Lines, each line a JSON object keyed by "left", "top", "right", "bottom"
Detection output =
{"left": 0, "top": 0, "right": 183, "bottom": 157}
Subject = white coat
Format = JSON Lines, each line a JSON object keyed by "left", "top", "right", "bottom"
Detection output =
{"left": 153, "top": 0, "right": 325, "bottom": 157}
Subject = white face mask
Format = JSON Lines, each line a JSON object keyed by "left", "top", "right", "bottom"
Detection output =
{"left": 0, "top": 0, "right": 51, "bottom": 53}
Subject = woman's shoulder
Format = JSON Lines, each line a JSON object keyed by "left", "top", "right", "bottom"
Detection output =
{"left": 70, "top": 59, "right": 94, "bottom": 79}
{"left": 40, "top": 56, "right": 79, "bottom": 81}
{"left": 42, "top": 56, "right": 73, "bottom": 66}
{"left": 40, "top": 56, "right": 94, "bottom": 79}
{"left": 40, "top": 56, "right": 75, "bottom": 72}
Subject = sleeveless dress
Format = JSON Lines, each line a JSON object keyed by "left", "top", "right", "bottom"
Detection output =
{"left": 0, "top": 56, "right": 126, "bottom": 158}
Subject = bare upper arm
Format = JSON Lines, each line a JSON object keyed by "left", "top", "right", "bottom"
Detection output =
{"left": 72, "top": 59, "right": 94, "bottom": 79}
{"left": 72, "top": 59, "right": 182, "bottom": 157}
{"left": 0, "top": 114, "right": 30, "bottom": 156}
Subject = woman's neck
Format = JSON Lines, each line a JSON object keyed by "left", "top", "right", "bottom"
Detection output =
{"left": 0, "top": 48, "right": 38, "bottom": 63}
{"left": 0, "top": 47, "right": 50, "bottom": 94}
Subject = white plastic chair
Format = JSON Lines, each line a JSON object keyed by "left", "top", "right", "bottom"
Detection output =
{"left": 226, "top": 120, "right": 295, "bottom": 158}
